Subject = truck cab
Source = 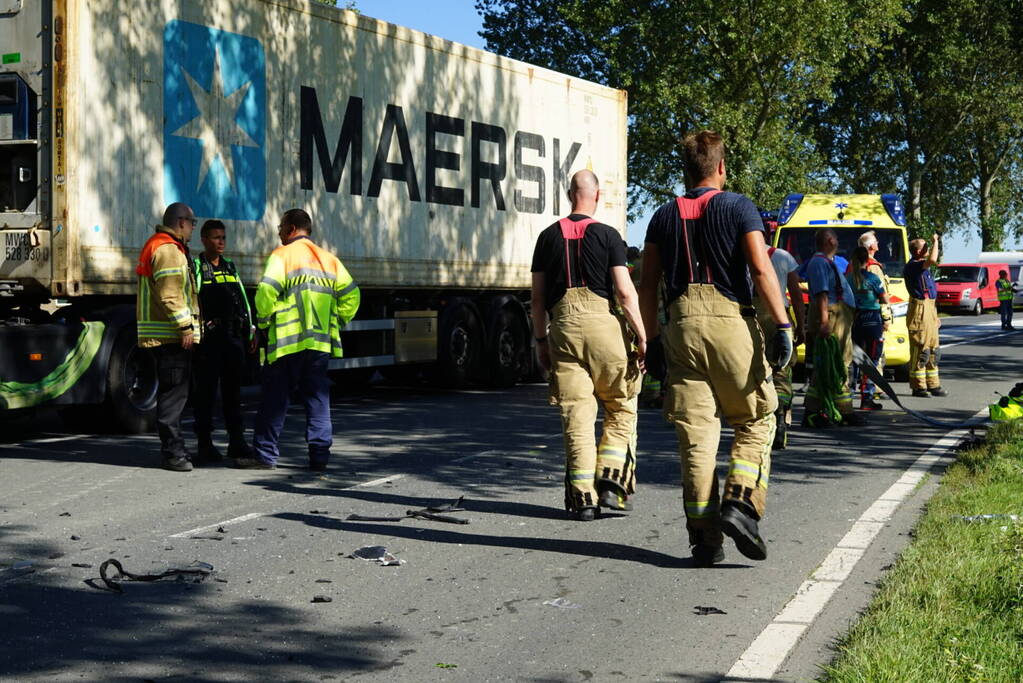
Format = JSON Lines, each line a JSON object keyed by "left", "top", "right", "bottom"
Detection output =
{"left": 773, "top": 193, "right": 912, "bottom": 371}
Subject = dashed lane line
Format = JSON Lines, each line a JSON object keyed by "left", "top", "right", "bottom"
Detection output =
{"left": 725, "top": 412, "right": 984, "bottom": 680}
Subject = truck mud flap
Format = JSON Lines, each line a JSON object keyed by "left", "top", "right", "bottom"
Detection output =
{"left": 0, "top": 321, "right": 106, "bottom": 410}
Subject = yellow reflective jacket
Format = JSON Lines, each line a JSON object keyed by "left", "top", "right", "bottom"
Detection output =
{"left": 136, "top": 225, "right": 201, "bottom": 348}
{"left": 255, "top": 236, "right": 360, "bottom": 364}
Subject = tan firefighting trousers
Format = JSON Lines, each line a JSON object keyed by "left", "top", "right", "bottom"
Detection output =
{"left": 548, "top": 287, "right": 639, "bottom": 511}
{"left": 804, "top": 301, "right": 855, "bottom": 418}
{"left": 663, "top": 284, "right": 777, "bottom": 547}
{"left": 907, "top": 298, "right": 940, "bottom": 390}
{"left": 754, "top": 297, "right": 796, "bottom": 411}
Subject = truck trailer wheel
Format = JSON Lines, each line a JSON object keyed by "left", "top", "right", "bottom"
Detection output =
{"left": 487, "top": 306, "right": 529, "bottom": 387}
{"left": 106, "top": 329, "right": 157, "bottom": 433}
{"left": 430, "top": 300, "right": 483, "bottom": 389}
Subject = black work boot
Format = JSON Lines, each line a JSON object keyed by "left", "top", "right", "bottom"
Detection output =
{"left": 195, "top": 436, "right": 224, "bottom": 466}
{"left": 227, "top": 438, "right": 254, "bottom": 461}
{"left": 596, "top": 481, "right": 633, "bottom": 511}
{"left": 720, "top": 501, "right": 767, "bottom": 561}
{"left": 572, "top": 507, "right": 599, "bottom": 522}
{"left": 689, "top": 529, "right": 724, "bottom": 567}
{"left": 929, "top": 387, "right": 949, "bottom": 397}
{"left": 162, "top": 455, "right": 193, "bottom": 472}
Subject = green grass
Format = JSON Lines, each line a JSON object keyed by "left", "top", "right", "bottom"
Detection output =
{"left": 821, "top": 420, "right": 1023, "bottom": 683}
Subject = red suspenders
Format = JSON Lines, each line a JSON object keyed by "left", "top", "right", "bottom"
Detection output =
{"left": 558, "top": 217, "right": 597, "bottom": 288}
{"left": 675, "top": 189, "right": 721, "bottom": 283}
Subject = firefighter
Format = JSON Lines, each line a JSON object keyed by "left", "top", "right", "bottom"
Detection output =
{"left": 191, "top": 220, "right": 255, "bottom": 465}
{"left": 136, "top": 203, "right": 202, "bottom": 472}
{"left": 801, "top": 229, "right": 865, "bottom": 427}
{"left": 996, "top": 269, "right": 1017, "bottom": 330}
{"left": 639, "top": 131, "right": 792, "bottom": 566}
{"left": 530, "top": 170, "right": 647, "bottom": 520}
{"left": 234, "top": 209, "right": 361, "bottom": 470}
{"left": 903, "top": 234, "right": 947, "bottom": 397}
{"left": 754, "top": 243, "right": 805, "bottom": 449}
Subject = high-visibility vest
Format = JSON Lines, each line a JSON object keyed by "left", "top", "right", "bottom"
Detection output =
{"left": 255, "top": 236, "right": 360, "bottom": 364}
{"left": 996, "top": 278, "right": 1014, "bottom": 302}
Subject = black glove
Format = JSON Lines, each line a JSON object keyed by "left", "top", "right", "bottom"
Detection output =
{"left": 645, "top": 335, "right": 667, "bottom": 382}
{"left": 770, "top": 325, "right": 794, "bottom": 370}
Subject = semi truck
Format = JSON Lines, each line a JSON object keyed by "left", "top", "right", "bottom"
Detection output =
{"left": 0, "top": 0, "right": 628, "bottom": 431}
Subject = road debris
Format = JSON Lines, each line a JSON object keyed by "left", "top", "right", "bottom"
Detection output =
{"left": 351, "top": 545, "right": 404, "bottom": 566}
{"left": 693, "top": 606, "right": 727, "bottom": 616}
{"left": 346, "top": 496, "right": 469, "bottom": 524}
{"left": 94, "top": 558, "right": 214, "bottom": 593}
{"left": 955, "top": 514, "right": 1020, "bottom": 523}
{"left": 312, "top": 595, "right": 333, "bottom": 603}
{"left": 542, "top": 597, "right": 581, "bottom": 609}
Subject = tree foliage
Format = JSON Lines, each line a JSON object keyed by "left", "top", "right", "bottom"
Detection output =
{"left": 477, "top": 0, "right": 1023, "bottom": 248}
{"left": 477, "top": 0, "right": 906, "bottom": 217}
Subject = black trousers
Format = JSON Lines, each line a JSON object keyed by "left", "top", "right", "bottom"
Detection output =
{"left": 192, "top": 328, "right": 247, "bottom": 444}
{"left": 153, "top": 344, "right": 192, "bottom": 460}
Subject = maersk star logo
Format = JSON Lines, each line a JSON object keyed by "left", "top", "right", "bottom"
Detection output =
{"left": 163, "top": 21, "right": 265, "bottom": 220}
{"left": 834, "top": 202, "right": 849, "bottom": 210}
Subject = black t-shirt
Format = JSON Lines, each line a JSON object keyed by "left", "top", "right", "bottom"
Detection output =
{"left": 643, "top": 187, "right": 764, "bottom": 305}
{"left": 530, "top": 214, "right": 627, "bottom": 311}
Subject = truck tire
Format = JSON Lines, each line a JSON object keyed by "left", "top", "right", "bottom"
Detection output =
{"left": 430, "top": 300, "right": 483, "bottom": 389}
{"left": 972, "top": 299, "right": 983, "bottom": 316}
{"left": 486, "top": 306, "right": 529, "bottom": 387}
{"left": 106, "top": 328, "right": 158, "bottom": 433}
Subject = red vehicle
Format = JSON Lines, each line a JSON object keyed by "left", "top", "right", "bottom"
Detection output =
{"left": 935, "top": 263, "right": 1009, "bottom": 315}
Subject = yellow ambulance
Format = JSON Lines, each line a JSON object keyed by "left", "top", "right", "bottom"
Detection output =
{"left": 772, "top": 194, "right": 911, "bottom": 375}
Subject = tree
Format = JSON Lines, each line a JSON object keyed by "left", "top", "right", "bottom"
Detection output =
{"left": 477, "top": 0, "right": 906, "bottom": 217}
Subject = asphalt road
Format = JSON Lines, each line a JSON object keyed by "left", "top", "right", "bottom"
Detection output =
{"left": 1, "top": 315, "right": 1019, "bottom": 682}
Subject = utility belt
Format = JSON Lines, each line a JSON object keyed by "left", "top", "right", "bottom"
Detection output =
{"left": 203, "top": 317, "right": 250, "bottom": 338}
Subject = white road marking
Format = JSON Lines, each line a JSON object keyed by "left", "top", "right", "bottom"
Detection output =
{"left": 941, "top": 329, "right": 1017, "bottom": 349}
{"left": 725, "top": 421, "right": 980, "bottom": 680}
{"left": 169, "top": 512, "right": 266, "bottom": 538}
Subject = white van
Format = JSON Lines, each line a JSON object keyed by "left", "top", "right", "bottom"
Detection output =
{"left": 978, "top": 252, "right": 1023, "bottom": 307}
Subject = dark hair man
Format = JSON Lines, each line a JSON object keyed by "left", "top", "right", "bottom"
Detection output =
{"left": 191, "top": 219, "right": 255, "bottom": 465}
{"left": 136, "top": 202, "right": 202, "bottom": 472}
{"left": 639, "top": 130, "right": 791, "bottom": 566}
{"left": 235, "top": 209, "right": 360, "bottom": 470}
{"left": 531, "top": 170, "right": 647, "bottom": 520}
{"left": 903, "top": 234, "right": 947, "bottom": 397}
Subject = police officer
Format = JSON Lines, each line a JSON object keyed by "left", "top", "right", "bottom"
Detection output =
{"left": 904, "top": 234, "right": 947, "bottom": 397}
{"left": 531, "top": 170, "right": 647, "bottom": 520}
{"left": 192, "top": 219, "right": 254, "bottom": 464}
{"left": 802, "top": 229, "right": 865, "bottom": 427}
{"left": 235, "top": 209, "right": 360, "bottom": 471}
{"left": 639, "top": 131, "right": 792, "bottom": 566}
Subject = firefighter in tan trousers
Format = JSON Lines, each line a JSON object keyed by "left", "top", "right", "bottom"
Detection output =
{"left": 903, "top": 234, "right": 947, "bottom": 397}
{"left": 639, "top": 131, "right": 792, "bottom": 566}
{"left": 530, "top": 170, "right": 647, "bottom": 521}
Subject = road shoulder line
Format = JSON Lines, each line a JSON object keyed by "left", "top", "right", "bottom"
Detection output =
{"left": 725, "top": 420, "right": 980, "bottom": 680}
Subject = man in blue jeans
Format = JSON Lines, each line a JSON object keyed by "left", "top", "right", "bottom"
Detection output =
{"left": 235, "top": 209, "right": 360, "bottom": 471}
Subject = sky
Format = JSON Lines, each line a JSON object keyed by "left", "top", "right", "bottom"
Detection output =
{"left": 355, "top": 0, "right": 993, "bottom": 261}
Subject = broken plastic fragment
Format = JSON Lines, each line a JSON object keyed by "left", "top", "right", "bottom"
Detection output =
{"left": 312, "top": 595, "right": 333, "bottom": 603}
{"left": 693, "top": 605, "right": 727, "bottom": 616}
{"left": 351, "top": 545, "right": 404, "bottom": 566}
{"left": 542, "top": 597, "right": 581, "bottom": 609}
{"left": 955, "top": 514, "right": 1020, "bottom": 523}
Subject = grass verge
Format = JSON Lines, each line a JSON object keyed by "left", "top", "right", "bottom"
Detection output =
{"left": 821, "top": 420, "right": 1023, "bottom": 683}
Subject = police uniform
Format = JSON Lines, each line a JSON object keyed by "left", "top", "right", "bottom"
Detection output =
{"left": 249, "top": 235, "right": 360, "bottom": 469}
{"left": 644, "top": 188, "right": 777, "bottom": 557}
{"left": 802, "top": 251, "right": 857, "bottom": 424}
{"left": 903, "top": 258, "right": 942, "bottom": 393}
{"left": 532, "top": 214, "right": 639, "bottom": 516}
{"left": 192, "top": 253, "right": 253, "bottom": 461}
